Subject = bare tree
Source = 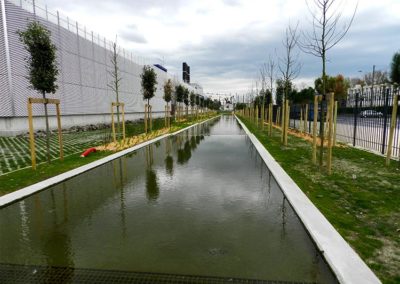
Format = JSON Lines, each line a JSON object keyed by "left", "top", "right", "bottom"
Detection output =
{"left": 278, "top": 24, "right": 302, "bottom": 145}
{"left": 107, "top": 39, "right": 122, "bottom": 133}
{"left": 265, "top": 55, "right": 276, "bottom": 102}
{"left": 299, "top": 0, "right": 357, "bottom": 166}
{"left": 279, "top": 24, "right": 302, "bottom": 101}
{"left": 364, "top": 70, "right": 388, "bottom": 85}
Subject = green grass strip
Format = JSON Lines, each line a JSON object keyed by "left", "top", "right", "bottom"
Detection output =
{"left": 238, "top": 115, "right": 399, "bottom": 284}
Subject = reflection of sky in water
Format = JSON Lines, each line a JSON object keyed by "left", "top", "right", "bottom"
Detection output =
{"left": 0, "top": 116, "right": 337, "bottom": 283}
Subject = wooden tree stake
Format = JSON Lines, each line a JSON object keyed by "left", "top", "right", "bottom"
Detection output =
{"left": 27, "top": 98, "right": 63, "bottom": 169}
{"left": 333, "top": 101, "right": 338, "bottom": 146}
{"left": 144, "top": 104, "right": 148, "bottom": 133}
{"left": 312, "top": 95, "right": 320, "bottom": 164}
{"left": 327, "top": 93, "right": 335, "bottom": 175}
{"left": 112, "top": 102, "right": 126, "bottom": 141}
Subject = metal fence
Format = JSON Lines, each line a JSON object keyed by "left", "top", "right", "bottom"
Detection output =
{"left": 288, "top": 85, "right": 400, "bottom": 157}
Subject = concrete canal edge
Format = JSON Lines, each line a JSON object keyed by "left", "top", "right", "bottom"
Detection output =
{"left": 0, "top": 116, "right": 220, "bottom": 209}
{"left": 235, "top": 115, "right": 381, "bottom": 284}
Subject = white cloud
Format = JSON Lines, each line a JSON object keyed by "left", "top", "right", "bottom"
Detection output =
{"left": 35, "top": 0, "right": 400, "bottom": 95}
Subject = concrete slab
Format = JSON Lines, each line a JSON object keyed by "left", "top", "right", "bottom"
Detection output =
{"left": 0, "top": 116, "right": 219, "bottom": 208}
{"left": 235, "top": 115, "right": 381, "bottom": 284}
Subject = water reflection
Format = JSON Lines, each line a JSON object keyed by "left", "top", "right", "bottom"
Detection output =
{"left": 0, "top": 116, "right": 337, "bottom": 283}
{"left": 165, "top": 138, "right": 174, "bottom": 177}
{"left": 165, "top": 156, "right": 174, "bottom": 177}
{"left": 145, "top": 145, "right": 159, "bottom": 202}
{"left": 177, "top": 141, "right": 192, "bottom": 165}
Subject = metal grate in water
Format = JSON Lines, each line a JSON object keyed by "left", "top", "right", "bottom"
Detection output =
{"left": 0, "top": 263, "right": 316, "bottom": 284}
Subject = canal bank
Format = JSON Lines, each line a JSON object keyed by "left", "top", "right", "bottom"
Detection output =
{"left": 235, "top": 115, "right": 381, "bottom": 284}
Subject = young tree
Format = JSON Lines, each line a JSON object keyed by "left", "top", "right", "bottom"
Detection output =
{"left": 275, "top": 79, "right": 289, "bottom": 107}
{"left": 175, "top": 85, "right": 184, "bottom": 120}
{"left": 141, "top": 65, "right": 158, "bottom": 105}
{"left": 390, "top": 51, "right": 400, "bottom": 84}
{"left": 279, "top": 24, "right": 301, "bottom": 101}
{"left": 195, "top": 94, "right": 200, "bottom": 118}
{"left": 299, "top": 0, "right": 357, "bottom": 166}
{"left": 18, "top": 21, "right": 59, "bottom": 163}
{"left": 200, "top": 96, "right": 205, "bottom": 113}
{"left": 183, "top": 87, "right": 189, "bottom": 117}
{"left": 107, "top": 40, "right": 123, "bottom": 134}
{"left": 190, "top": 91, "right": 196, "bottom": 118}
{"left": 163, "top": 79, "right": 173, "bottom": 105}
{"left": 163, "top": 79, "right": 173, "bottom": 126}
{"left": 278, "top": 24, "right": 301, "bottom": 145}
{"left": 141, "top": 65, "right": 158, "bottom": 131}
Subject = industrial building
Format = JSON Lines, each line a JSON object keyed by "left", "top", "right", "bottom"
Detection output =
{"left": 0, "top": 0, "right": 202, "bottom": 135}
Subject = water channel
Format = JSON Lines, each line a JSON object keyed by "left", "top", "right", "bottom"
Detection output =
{"left": 0, "top": 115, "right": 337, "bottom": 283}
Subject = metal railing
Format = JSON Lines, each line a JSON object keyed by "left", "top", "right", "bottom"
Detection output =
{"left": 288, "top": 85, "right": 400, "bottom": 157}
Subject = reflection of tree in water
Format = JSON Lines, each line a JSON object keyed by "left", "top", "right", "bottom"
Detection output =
{"left": 145, "top": 145, "right": 159, "bottom": 202}
{"left": 177, "top": 140, "right": 192, "bottom": 165}
{"left": 195, "top": 134, "right": 204, "bottom": 145}
{"left": 146, "top": 169, "right": 159, "bottom": 201}
{"left": 280, "top": 196, "right": 287, "bottom": 239}
{"left": 164, "top": 138, "right": 174, "bottom": 177}
{"left": 190, "top": 136, "right": 197, "bottom": 151}
{"left": 165, "top": 155, "right": 174, "bottom": 176}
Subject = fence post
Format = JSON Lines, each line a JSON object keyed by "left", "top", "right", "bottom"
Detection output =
{"left": 333, "top": 101, "right": 338, "bottom": 146}
{"left": 381, "top": 86, "right": 390, "bottom": 154}
{"left": 304, "top": 104, "right": 308, "bottom": 134}
{"left": 353, "top": 91, "right": 359, "bottom": 147}
{"left": 386, "top": 94, "right": 398, "bottom": 165}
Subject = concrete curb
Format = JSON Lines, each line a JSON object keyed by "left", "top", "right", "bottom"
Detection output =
{"left": 235, "top": 115, "right": 381, "bottom": 284}
{"left": 0, "top": 115, "right": 220, "bottom": 209}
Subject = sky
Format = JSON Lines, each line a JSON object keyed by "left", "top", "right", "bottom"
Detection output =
{"left": 39, "top": 0, "right": 400, "bottom": 96}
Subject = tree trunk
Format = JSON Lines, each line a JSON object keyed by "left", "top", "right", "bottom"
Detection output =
{"left": 42, "top": 91, "right": 51, "bottom": 163}
{"left": 319, "top": 52, "right": 326, "bottom": 167}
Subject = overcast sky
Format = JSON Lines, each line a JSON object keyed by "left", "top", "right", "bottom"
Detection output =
{"left": 40, "top": 0, "right": 400, "bottom": 95}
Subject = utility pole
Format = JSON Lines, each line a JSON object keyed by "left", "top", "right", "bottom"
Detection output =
{"left": 371, "top": 65, "right": 375, "bottom": 107}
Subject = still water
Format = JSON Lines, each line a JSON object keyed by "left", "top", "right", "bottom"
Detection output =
{"left": 0, "top": 116, "right": 337, "bottom": 283}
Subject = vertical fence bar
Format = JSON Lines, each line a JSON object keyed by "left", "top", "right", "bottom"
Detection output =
{"left": 381, "top": 86, "right": 390, "bottom": 154}
{"left": 304, "top": 104, "right": 308, "bottom": 134}
{"left": 353, "top": 91, "right": 359, "bottom": 147}
{"left": 333, "top": 101, "right": 338, "bottom": 146}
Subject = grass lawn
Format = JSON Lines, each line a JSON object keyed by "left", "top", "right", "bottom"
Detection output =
{"left": 238, "top": 115, "right": 399, "bottom": 284}
{"left": 0, "top": 114, "right": 217, "bottom": 196}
